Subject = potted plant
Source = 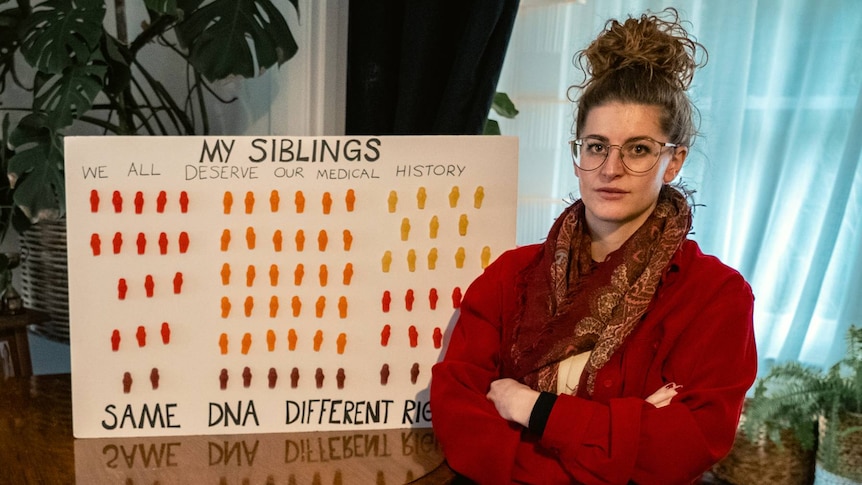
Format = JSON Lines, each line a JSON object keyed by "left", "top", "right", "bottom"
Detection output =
{"left": 712, "top": 379, "right": 818, "bottom": 484}
{"left": 0, "top": 0, "right": 300, "bottom": 341}
{"left": 739, "top": 326, "right": 862, "bottom": 484}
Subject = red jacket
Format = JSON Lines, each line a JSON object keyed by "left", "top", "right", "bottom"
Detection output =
{"left": 431, "top": 240, "right": 757, "bottom": 485}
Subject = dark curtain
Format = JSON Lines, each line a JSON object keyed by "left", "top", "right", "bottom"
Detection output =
{"left": 345, "top": 0, "right": 521, "bottom": 136}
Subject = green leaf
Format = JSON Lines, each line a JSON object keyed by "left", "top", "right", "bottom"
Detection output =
{"left": 32, "top": 61, "right": 107, "bottom": 129}
{"left": 145, "top": 0, "right": 179, "bottom": 15}
{"left": 7, "top": 113, "right": 53, "bottom": 150}
{"left": 484, "top": 119, "right": 501, "bottom": 135}
{"left": 9, "top": 145, "right": 65, "bottom": 221}
{"left": 491, "top": 92, "right": 519, "bottom": 119}
{"left": 175, "top": 0, "right": 298, "bottom": 81}
{"left": 19, "top": 0, "right": 106, "bottom": 75}
{"left": 6, "top": 114, "right": 65, "bottom": 222}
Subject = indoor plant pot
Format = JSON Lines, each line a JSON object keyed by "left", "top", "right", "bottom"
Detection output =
{"left": 712, "top": 405, "right": 817, "bottom": 485}
{"left": 742, "top": 326, "right": 862, "bottom": 485}
{"left": 815, "top": 411, "right": 862, "bottom": 484}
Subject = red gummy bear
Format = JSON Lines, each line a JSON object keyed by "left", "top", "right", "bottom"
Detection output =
{"left": 382, "top": 291, "right": 392, "bottom": 312}
{"left": 156, "top": 191, "right": 167, "bottom": 213}
{"left": 90, "top": 190, "right": 100, "bottom": 213}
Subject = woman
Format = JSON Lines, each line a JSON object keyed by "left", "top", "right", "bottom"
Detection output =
{"left": 430, "top": 9, "right": 757, "bottom": 485}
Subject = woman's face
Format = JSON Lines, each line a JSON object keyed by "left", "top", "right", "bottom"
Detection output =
{"left": 575, "top": 102, "right": 687, "bottom": 240}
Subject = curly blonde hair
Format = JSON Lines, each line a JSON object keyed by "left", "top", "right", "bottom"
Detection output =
{"left": 571, "top": 8, "right": 707, "bottom": 146}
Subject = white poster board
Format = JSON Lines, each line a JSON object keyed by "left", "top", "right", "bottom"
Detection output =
{"left": 66, "top": 135, "right": 518, "bottom": 438}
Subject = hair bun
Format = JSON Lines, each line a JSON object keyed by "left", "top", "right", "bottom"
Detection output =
{"left": 580, "top": 8, "right": 703, "bottom": 90}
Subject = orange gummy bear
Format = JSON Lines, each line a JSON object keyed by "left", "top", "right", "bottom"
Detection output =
{"left": 269, "top": 264, "right": 279, "bottom": 286}
{"left": 269, "top": 296, "right": 279, "bottom": 317}
{"left": 343, "top": 230, "right": 353, "bottom": 251}
{"left": 220, "top": 296, "right": 231, "bottom": 317}
{"left": 273, "top": 229, "right": 283, "bottom": 252}
{"left": 288, "top": 329, "right": 298, "bottom": 350}
{"left": 246, "top": 265, "right": 256, "bottom": 287}
{"left": 270, "top": 190, "right": 280, "bottom": 212}
{"left": 241, "top": 332, "right": 252, "bottom": 354}
{"left": 244, "top": 191, "right": 255, "bottom": 214}
{"left": 294, "top": 263, "right": 305, "bottom": 286}
{"left": 322, "top": 192, "right": 333, "bottom": 214}
{"left": 244, "top": 296, "right": 254, "bottom": 317}
{"left": 313, "top": 330, "right": 323, "bottom": 351}
{"left": 291, "top": 296, "right": 301, "bottom": 317}
{"left": 295, "top": 230, "right": 305, "bottom": 251}
{"left": 267, "top": 329, "right": 276, "bottom": 351}
{"left": 319, "top": 264, "right": 328, "bottom": 287}
{"left": 223, "top": 191, "right": 233, "bottom": 214}
{"left": 343, "top": 263, "right": 354, "bottom": 285}
{"left": 345, "top": 189, "right": 356, "bottom": 212}
{"left": 295, "top": 190, "right": 305, "bottom": 213}
{"left": 245, "top": 227, "right": 256, "bottom": 249}
{"left": 317, "top": 230, "right": 328, "bottom": 251}
{"left": 336, "top": 333, "right": 347, "bottom": 354}
{"left": 220, "top": 229, "right": 231, "bottom": 251}
{"left": 221, "top": 263, "right": 231, "bottom": 285}
{"left": 315, "top": 296, "right": 326, "bottom": 318}
{"left": 338, "top": 296, "right": 348, "bottom": 318}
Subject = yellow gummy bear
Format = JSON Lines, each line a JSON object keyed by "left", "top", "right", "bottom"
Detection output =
{"left": 455, "top": 247, "right": 466, "bottom": 269}
{"left": 382, "top": 251, "right": 393, "bottom": 273}
{"left": 474, "top": 186, "right": 485, "bottom": 209}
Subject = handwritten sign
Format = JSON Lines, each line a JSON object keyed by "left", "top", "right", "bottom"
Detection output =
{"left": 65, "top": 136, "right": 518, "bottom": 438}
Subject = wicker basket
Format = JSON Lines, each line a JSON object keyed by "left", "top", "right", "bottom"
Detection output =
{"left": 815, "top": 412, "right": 862, "bottom": 484}
{"left": 19, "top": 219, "right": 70, "bottom": 343}
{"left": 712, "top": 425, "right": 816, "bottom": 485}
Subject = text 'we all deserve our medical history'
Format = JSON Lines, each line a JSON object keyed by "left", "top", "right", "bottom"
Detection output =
{"left": 76, "top": 138, "right": 468, "bottom": 182}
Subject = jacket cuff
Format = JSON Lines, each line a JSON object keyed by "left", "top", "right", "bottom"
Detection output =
{"left": 528, "top": 391, "right": 558, "bottom": 437}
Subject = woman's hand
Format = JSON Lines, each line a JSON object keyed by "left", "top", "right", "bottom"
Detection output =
{"left": 486, "top": 378, "right": 541, "bottom": 427}
{"left": 645, "top": 382, "right": 682, "bottom": 408}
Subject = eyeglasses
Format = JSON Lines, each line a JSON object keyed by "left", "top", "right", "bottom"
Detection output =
{"left": 569, "top": 136, "right": 678, "bottom": 173}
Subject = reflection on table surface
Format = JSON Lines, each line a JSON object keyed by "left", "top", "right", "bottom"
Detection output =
{"left": 76, "top": 427, "right": 442, "bottom": 484}
{"left": 0, "top": 373, "right": 456, "bottom": 484}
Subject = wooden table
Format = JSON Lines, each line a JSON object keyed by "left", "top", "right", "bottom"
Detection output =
{"left": 0, "top": 374, "right": 456, "bottom": 484}
{"left": 0, "top": 374, "right": 734, "bottom": 484}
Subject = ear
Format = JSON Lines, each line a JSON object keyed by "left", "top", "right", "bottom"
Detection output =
{"left": 573, "top": 159, "right": 582, "bottom": 179}
{"left": 663, "top": 146, "right": 687, "bottom": 184}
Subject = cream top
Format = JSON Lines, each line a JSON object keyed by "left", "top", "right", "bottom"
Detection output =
{"left": 556, "top": 351, "right": 592, "bottom": 395}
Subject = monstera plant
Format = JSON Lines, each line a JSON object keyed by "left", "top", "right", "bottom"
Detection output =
{"left": 0, "top": 0, "right": 298, "bottom": 340}
{"left": 0, "top": 0, "right": 299, "bottom": 223}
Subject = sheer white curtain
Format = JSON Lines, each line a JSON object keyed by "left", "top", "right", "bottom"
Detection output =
{"left": 496, "top": 0, "right": 862, "bottom": 369}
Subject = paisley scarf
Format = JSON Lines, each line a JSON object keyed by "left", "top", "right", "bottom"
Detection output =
{"left": 502, "top": 185, "right": 692, "bottom": 395}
